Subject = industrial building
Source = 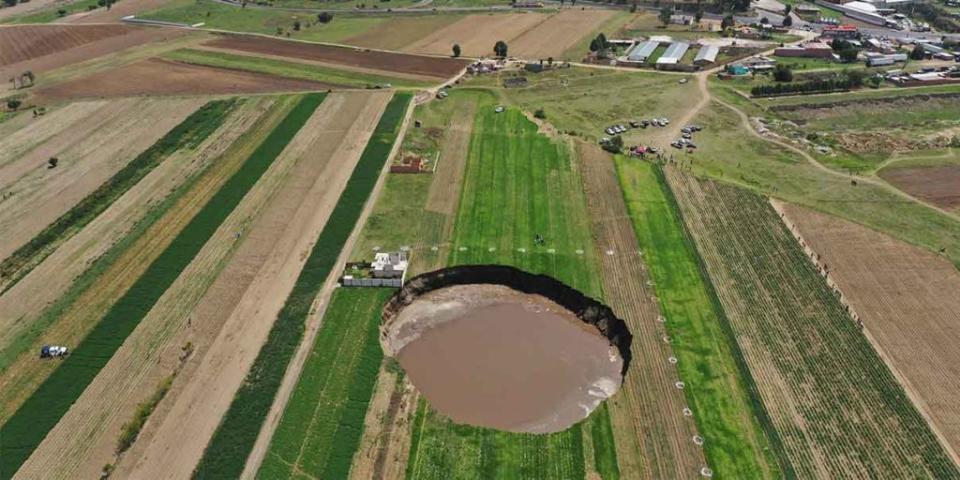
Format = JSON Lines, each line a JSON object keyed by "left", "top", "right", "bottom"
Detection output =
{"left": 625, "top": 40, "right": 659, "bottom": 63}
{"left": 693, "top": 45, "right": 719, "bottom": 65}
{"left": 774, "top": 41, "right": 834, "bottom": 58}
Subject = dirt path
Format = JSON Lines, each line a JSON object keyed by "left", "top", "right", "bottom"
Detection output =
{"left": 0, "top": 98, "right": 200, "bottom": 271}
{"left": 240, "top": 92, "right": 414, "bottom": 480}
{"left": 576, "top": 141, "right": 706, "bottom": 478}
{"left": 115, "top": 91, "right": 392, "bottom": 480}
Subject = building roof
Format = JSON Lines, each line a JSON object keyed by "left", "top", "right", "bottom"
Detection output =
{"left": 694, "top": 45, "right": 719, "bottom": 63}
{"left": 844, "top": 1, "right": 878, "bottom": 12}
{"left": 657, "top": 42, "right": 689, "bottom": 64}
{"left": 628, "top": 40, "right": 659, "bottom": 61}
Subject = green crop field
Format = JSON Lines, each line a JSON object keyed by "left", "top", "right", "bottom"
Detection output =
{"left": 0, "top": 99, "right": 238, "bottom": 295}
{"left": 193, "top": 92, "right": 411, "bottom": 479}
{"left": 0, "top": 93, "right": 325, "bottom": 480}
{"left": 0, "top": 0, "right": 101, "bottom": 24}
{"left": 163, "top": 49, "right": 431, "bottom": 89}
{"left": 405, "top": 103, "right": 618, "bottom": 480}
{"left": 666, "top": 171, "right": 959, "bottom": 478}
{"left": 613, "top": 159, "right": 784, "bottom": 479}
{"left": 258, "top": 288, "right": 394, "bottom": 479}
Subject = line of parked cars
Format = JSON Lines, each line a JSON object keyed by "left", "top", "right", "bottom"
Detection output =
{"left": 604, "top": 117, "right": 670, "bottom": 136}
{"left": 671, "top": 124, "right": 703, "bottom": 149}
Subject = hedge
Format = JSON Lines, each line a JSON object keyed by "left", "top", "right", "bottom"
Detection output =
{"left": 0, "top": 93, "right": 325, "bottom": 480}
{"left": 192, "top": 92, "right": 412, "bottom": 480}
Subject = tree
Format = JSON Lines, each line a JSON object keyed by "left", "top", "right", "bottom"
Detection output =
{"left": 630, "top": 1, "right": 637, "bottom": 12}
{"left": 783, "top": 4, "right": 791, "bottom": 15}
{"left": 452, "top": 44, "right": 461, "bottom": 57}
{"left": 773, "top": 63, "right": 793, "bottom": 82}
{"left": 317, "top": 11, "right": 333, "bottom": 23}
{"left": 761, "top": 16, "right": 770, "bottom": 24}
{"left": 845, "top": 69, "right": 865, "bottom": 87}
{"left": 830, "top": 38, "right": 849, "bottom": 51}
{"left": 56, "top": 8, "right": 66, "bottom": 16}
{"left": 659, "top": 7, "right": 672, "bottom": 26}
{"left": 293, "top": 19, "right": 301, "bottom": 31}
{"left": 721, "top": 14, "right": 735, "bottom": 29}
{"left": 601, "top": 136, "right": 623, "bottom": 153}
{"left": 547, "top": 56, "right": 554, "bottom": 66}
{"left": 534, "top": 108, "right": 546, "bottom": 119}
{"left": 694, "top": 9, "right": 703, "bottom": 24}
{"left": 47, "top": 157, "right": 58, "bottom": 169}
{"left": 838, "top": 47, "right": 858, "bottom": 63}
{"left": 6, "top": 99, "right": 22, "bottom": 111}
{"left": 494, "top": 40, "right": 508, "bottom": 58}
{"left": 589, "top": 37, "right": 600, "bottom": 52}
{"left": 782, "top": 15, "right": 792, "bottom": 27}
{"left": 2, "top": 0, "right": 16, "bottom": 7}
{"left": 909, "top": 44, "right": 926, "bottom": 60}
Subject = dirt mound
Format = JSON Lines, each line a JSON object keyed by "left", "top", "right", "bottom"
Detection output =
{"left": 35, "top": 58, "right": 334, "bottom": 100}
{"left": 206, "top": 34, "right": 469, "bottom": 79}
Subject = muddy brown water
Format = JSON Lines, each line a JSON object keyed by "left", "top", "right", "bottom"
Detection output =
{"left": 394, "top": 288, "right": 622, "bottom": 434}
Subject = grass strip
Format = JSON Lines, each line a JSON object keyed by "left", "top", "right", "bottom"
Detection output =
{"left": 192, "top": 92, "right": 412, "bottom": 479}
{"left": 614, "top": 159, "right": 782, "bottom": 479}
{"left": 0, "top": 93, "right": 325, "bottom": 480}
{"left": 164, "top": 49, "right": 430, "bottom": 90}
{"left": 0, "top": 99, "right": 238, "bottom": 294}
{"left": 257, "top": 288, "right": 394, "bottom": 479}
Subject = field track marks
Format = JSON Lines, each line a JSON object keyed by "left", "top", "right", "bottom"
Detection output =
{"left": 509, "top": 10, "right": 615, "bottom": 59}
{"left": 402, "top": 12, "right": 550, "bottom": 57}
{"left": 119, "top": 91, "right": 393, "bottom": 480}
{"left": 576, "top": 142, "right": 704, "bottom": 479}
{"left": 0, "top": 98, "right": 202, "bottom": 267}
{"left": 0, "top": 98, "right": 275, "bottom": 427}
{"left": 0, "top": 24, "right": 132, "bottom": 66}
{"left": 777, "top": 201, "right": 960, "bottom": 465}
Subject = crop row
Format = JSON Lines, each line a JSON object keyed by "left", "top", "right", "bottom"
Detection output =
{"left": 191, "top": 92, "right": 412, "bottom": 479}
{"left": 257, "top": 288, "right": 394, "bottom": 479}
{"left": 0, "top": 93, "right": 324, "bottom": 480}
{"left": 405, "top": 106, "right": 597, "bottom": 480}
{"left": 0, "top": 99, "right": 238, "bottom": 293}
{"left": 665, "top": 169, "right": 959, "bottom": 479}
{"left": 614, "top": 159, "right": 784, "bottom": 478}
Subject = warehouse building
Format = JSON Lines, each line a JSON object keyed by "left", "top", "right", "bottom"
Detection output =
{"left": 693, "top": 45, "right": 719, "bottom": 66}
{"left": 657, "top": 42, "right": 690, "bottom": 65}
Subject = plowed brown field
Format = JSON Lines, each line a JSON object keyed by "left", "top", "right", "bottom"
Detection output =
{"left": 0, "top": 24, "right": 133, "bottom": 66}
{"left": 880, "top": 165, "right": 960, "bottom": 211}
{"left": 35, "top": 58, "right": 333, "bottom": 100}
{"left": 509, "top": 10, "right": 615, "bottom": 59}
{"left": 777, "top": 202, "right": 960, "bottom": 464}
{"left": 205, "top": 33, "right": 469, "bottom": 79}
{"left": 577, "top": 142, "right": 705, "bottom": 478}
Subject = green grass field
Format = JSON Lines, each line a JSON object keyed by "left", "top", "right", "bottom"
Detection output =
{"left": 193, "top": 92, "right": 411, "bottom": 479}
{"left": 162, "top": 49, "right": 430, "bottom": 89}
{"left": 614, "top": 159, "right": 783, "bottom": 479}
{"left": 0, "top": 93, "right": 325, "bottom": 480}
{"left": 258, "top": 288, "right": 394, "bottom": 479}
{"left": 405, "top": 102, "right": 617, "bottom": 480}
{"left": 1, "top": 0, "right": 101, "bottom": 24}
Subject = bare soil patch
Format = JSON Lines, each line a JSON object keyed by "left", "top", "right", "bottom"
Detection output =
{"left": 64, "top": 0, "right": 173, "bottom": 23}
{"left": 35, "top": 58, "right": 333, "bottom": 100}
{"left": 386, "top": 283, "right": 622, "bottom": 434}
{"left": 778, "top": 202, "right": 960, "bottom": 463}
{"left": 880, "top": 165, "right": 960, "bottom": 210}
{"left": 117, "top": 91, "right": 392, "bottom": 480}
{"left": 403, "top": 12, "right": 550, "bottom": 57}
{"left": 0, "top": 24, "right": 133, "bottom": 66}
{"left": 509, "top": 9, "right": 614, "bottom": 59}
{"left": 206, "top": 33, "right": 469, "bottom": 79}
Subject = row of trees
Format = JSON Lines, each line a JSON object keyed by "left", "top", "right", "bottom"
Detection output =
{"left": 752, "top": 77, "right": 852, "bottom": 96}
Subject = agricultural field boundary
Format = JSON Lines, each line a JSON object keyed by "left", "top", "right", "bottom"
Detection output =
{"left": 0, "top": 99, "right": 238, "bottom": 294}
{"left": 257, "top": 288, "right": 394, "bottom": 479}
{"left": 613, "top": 158, "right": 787, "bottom": 478}
{"left": 0, "top": 93, "right": 326, "bottom": 480}
{"left": 665, "top": 169, "right": 959, "bottom": 478}
{"left": 192, "top": 92, "right": 412, "bottom": 479}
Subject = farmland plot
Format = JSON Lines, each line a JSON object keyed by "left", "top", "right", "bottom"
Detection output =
{"left": 404, "top": 106, "right": 608, "bottom": 480}
{"left": 664, "top": 168, "right": 959, "bottom": 479}
{"left": 119, "top": 91, "right": 394, "bottom": 480}
{"left": 0, "top": 24, "right": 134, "bottom": 65}
{"left": 778, "top": 202, "right": 960, "bottom": 462}
{"left": 190, "top": 93, "right": 411, "bottom": 480}
{"left": 508, "top": 10, "right": 616, "bottom": 60}
{"left": 0, "top": 93, "right": 325, "bottom": 479}
{"left": 403, "top": 12, "right": 549, "bottom": 57}
{"left": 0, "top": 98, "right": 203, "bottom": 265}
